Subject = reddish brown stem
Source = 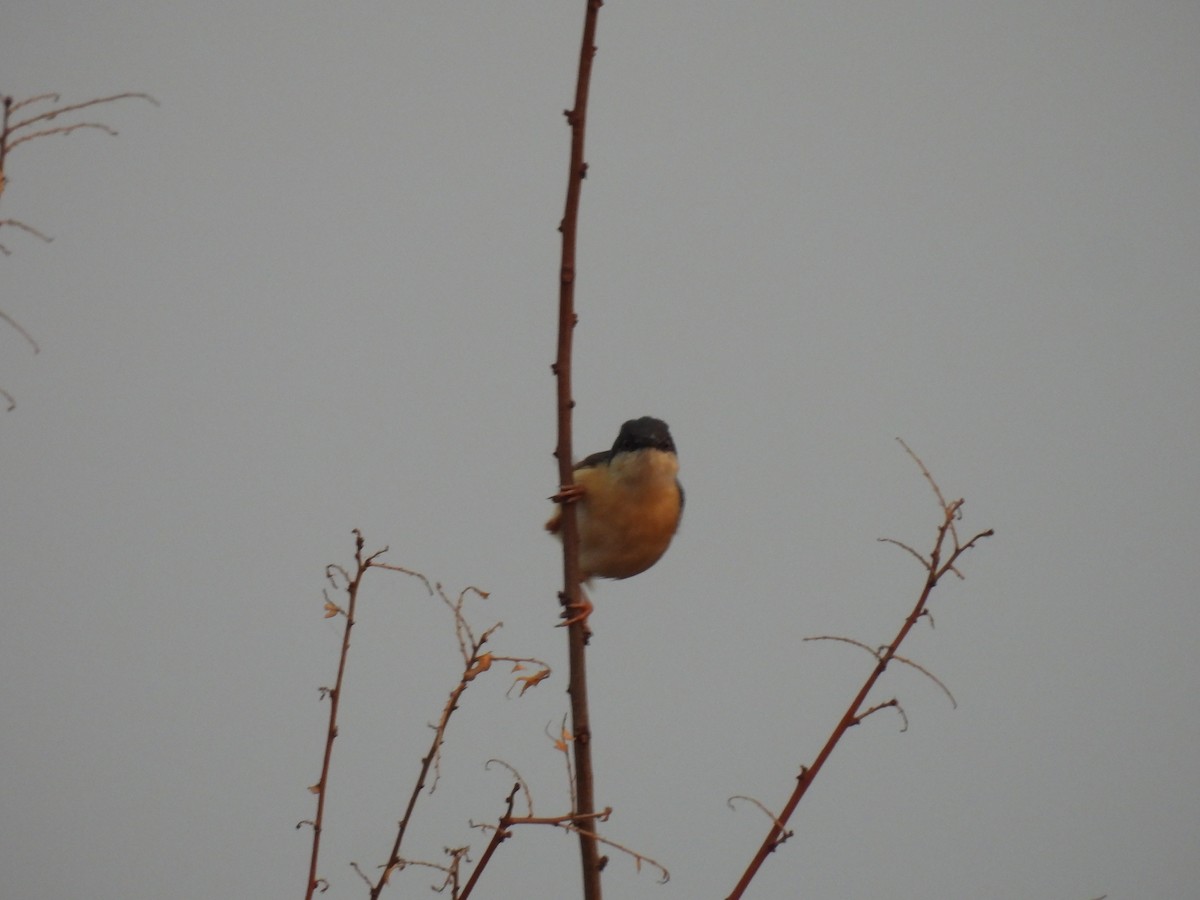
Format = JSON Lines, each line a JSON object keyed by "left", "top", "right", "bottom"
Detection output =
{"left": 726, "top": 500, "right": 992, "bottom": 899}
{"left": 304, "top": 531, "right": 369, "bottom": 900}
{"left": 457, "top": 785, "right": 519, "bottom": 900}
{"left": 554, "top": 3, "right": 605, "bottom": 900}
{"left": 367, "top": 648, "right": 484, "bottom": 898}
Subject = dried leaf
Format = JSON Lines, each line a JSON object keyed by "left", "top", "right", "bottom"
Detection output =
{"left": 464, "top": 652, "right": 493, "bottom": 682}
{"left": 515, "top": 668, "right": 551, "bottom": 696}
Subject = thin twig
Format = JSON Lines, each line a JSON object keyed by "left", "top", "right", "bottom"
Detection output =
{"left": 0, "top": 92, "right": 153, "bottom": 412}
{"left": 803, "top": 637, "right": 957, "bottom": 707}
{"left": 303, "top": 530, "right": 373, "bottom": 900}
{"left": 510, "top": 812, "right": 669, "bottom": 884}
{"left": 6, "top": 92, "right": 158, "bottom": 136}
{"left": 7, "top": 122, "right": 120, "bottom": 150}
{"left": 892, "top": 653, "right": 957, "bottom": 708}
{"left": 7, "top": 93, "right": 62, "bottom": 113}
{"left": 0, "top": 307, "right": 40, "bottom": 352}
{"left": 369, "top": 560, "right": 433, "bottom": 595}
{"left": 0, "top": 219, "right": 53, "bottom": 245}
{"left": 547, "top": 714, "right": 578, "bottom": 810}
{"left": 876, "top": 536, "right": 931, "bottom": 571}
{"left": 483, "top": 759, "right": 534, "bottom": 816}
{"left": 554, "top": 3, "right": 606, "bottom": 899}
{"left": 897, "top": 436, "right": 964, "bottom": 550}
{"left": 803, "top": 635, "right": 882, "bottom": 659}
{"left": 440, "top": 846, "right": 472, "bottom": 898}
{"left": 855, "top": 697, "right": 907, "bottom": 730}
{"left": 727, "top": 796, "right": 794, "bottom": 845}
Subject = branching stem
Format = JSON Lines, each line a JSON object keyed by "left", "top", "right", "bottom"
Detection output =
{"left": 726, "top": 448, "right": 992, "bottom": 898}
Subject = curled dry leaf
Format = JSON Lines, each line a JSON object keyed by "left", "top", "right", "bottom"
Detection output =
{"left": 463, "top": 652, "right": 493, "bottom": 682}
{"left": 515, "top": 668, "right": 551, "bottom": 696}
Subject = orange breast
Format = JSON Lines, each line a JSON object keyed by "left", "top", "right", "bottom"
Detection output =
{"left": 572, "top": 450, "right": 682, "bottom": 580}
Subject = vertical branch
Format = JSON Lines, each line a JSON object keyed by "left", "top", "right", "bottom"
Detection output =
{"left": 554, "top": 3, "right": 605, "bottom": 900}
{"left": 0, "top": 95, "right": 11, "bottom": 190}
{"left": 304, "top": 530, "right": 372, "bottom": 900}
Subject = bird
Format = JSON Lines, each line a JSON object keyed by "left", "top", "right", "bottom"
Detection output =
{"left": 546, "top": 416, "right": 684, "bottom": 625}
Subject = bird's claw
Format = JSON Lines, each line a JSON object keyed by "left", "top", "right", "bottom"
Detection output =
{"left": 550, "top": 483, "right": 586, "bottom": 504}
{"left": 558, "top": 592, "right": 594, "bottom": 634}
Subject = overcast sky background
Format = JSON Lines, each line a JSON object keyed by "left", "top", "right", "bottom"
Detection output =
{"left": 2, "top": 3, "right": 1197, "bottom": 899}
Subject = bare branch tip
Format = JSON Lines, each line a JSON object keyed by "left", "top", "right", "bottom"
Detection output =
{"left": 893, "top": 653, "right": 957, "bottom": 708}
{"left": 727, "top": 795, "right": 793, "bottom": 844}
{"left": 878, "top": 536, "right": 933, "bottom": 571}
{"left": 0, "top": 308, "right": 40, "bottom": 353}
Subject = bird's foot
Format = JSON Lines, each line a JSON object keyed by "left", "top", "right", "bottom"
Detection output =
{"left": 549, "top": 482, "right": 586, "bottom": 504}
{"left": 558, "top": 590, "right": 594, "bottom": 636}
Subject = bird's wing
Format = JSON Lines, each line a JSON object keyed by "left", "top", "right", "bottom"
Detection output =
{"left": 574, "top": 448, "right": 614, "bottom": 470}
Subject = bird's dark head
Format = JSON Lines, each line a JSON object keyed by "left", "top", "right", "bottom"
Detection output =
{"left": 611, "top": 416, "right": 676, "bottom": 456}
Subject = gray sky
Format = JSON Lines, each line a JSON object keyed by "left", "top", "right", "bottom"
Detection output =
{"left": 3, "top": 3, "right": 1198, "bottom": 898}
